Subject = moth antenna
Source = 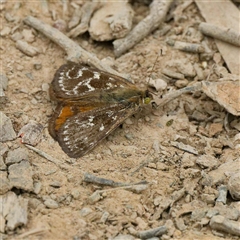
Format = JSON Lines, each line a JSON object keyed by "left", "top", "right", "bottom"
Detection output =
{"left": 147, "top": 49, "right": 162, "bottom": 84}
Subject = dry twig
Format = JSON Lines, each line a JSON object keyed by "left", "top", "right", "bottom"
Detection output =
{"left": 83, "top": 172, "right": 147, "bottom": 187}
{"left": 25, "top": 144, "right": 64, "bottom": 166}
{"left": 155, "top": 82, "right": 202, "bottom": 108}
{"left": 23, "top": 16, "right": 127, "bottom": 78}
{"left": 113, "top": 0, "right": 174, "bottom": 57}
{"left": 17, "top": 228, "right": 47, "bottom": 239}
{"left": 199, "top": 22, "right": 240, "bottom": 47}
{"left": 210, "top": 215, "right": 240, "bottom": 236}
{"left": 130, "top": 158, "right": 153, "bottom": 176}
{"left": 84, "top": 172, "right": 124, "bottom": 187}
{"left": 166, "top": 39, "right": 205, "bottom": 53}
{"left": 136, "top": 225, "right": 167, "bottom": 239}
{"left": 171, "top": 141, "right": 199, "bottom": 155}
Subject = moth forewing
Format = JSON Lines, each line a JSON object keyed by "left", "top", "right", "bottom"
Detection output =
{"left": 51, "top": 62, "right": 138, "bottom": 101}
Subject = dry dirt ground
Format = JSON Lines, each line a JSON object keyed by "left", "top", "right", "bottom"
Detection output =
{"left": 1, "top": 1, "right": 240, "bottom": 240}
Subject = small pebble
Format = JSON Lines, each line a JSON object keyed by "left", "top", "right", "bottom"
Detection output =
{"left": 44, "top": 199, "right": 59, "bottom": 209}
{"left": 149, "top": 78, "right": 167, "bottom": 91}
{"left": 201, "top": 217, "right": 210, "bottom": 225}
{"left": 34, "top": 63, "right": 42, "bottom": 70}
{"left": 80, "top": 207, "right": 93, "bottom": 217}
{"left": 162, "top": 69, "right": 184, "bottom": 79}
{"left": 8, "top": 160, "right": 34, "bottom": 192}
{"left": 25, "top": 72, "right": 34, "bottom": 80}
{"left": 31, "top": 98, "right": 38, "bottom": 105}
{"left": 175, "top": 218, "right": 187, "bottom": 231}
{"left": 196, "top": 155, "right": 219, "bottom": 169}
{"left": 0, "top": 26, "right": 11, "bottom": 36}
{"left": 191, "top": 209, "right": 207, "bottom": 221}
{"left": 11, "top": 32, "right": 23, "bottom": 41}
{"left": 156, "top": 162, "right": 168, "bottom": 171}
{"left": 50, "top": 181, "right": 61, "bottom": 188}
{"left": 22, "top": 29, "right": 35, "bottom": 42}
{"left": 175, "top": 79, "right": 188, "bottom": 88}
{"left": 71, "top": 189, "right": 81, "bottom": 200}
{"left": 173, "top": 229, "right": 182, "bottom": 238}
{"left": 16, "top": 65, "right": 24, "bottom": 71}
{"left": 5, "top": 12, "right": 15, "bottom": 22}
{"left": 0, "top": 74, "right": 8, "bottom": 90}
{"left": 100, "top": 211, "right": 109, "bottom": 223}
{"left": 88, "top": 191, "right": 102, "bottom": 204}
{"left": 125, "top": 133, "right": 133, "bottom": 140}
{"left": 5, "top": 148, "right": 28, "bottom": 165}
{"left": 125, "top": 118, "right": 133, "bottom": 125}
{"left": 201, "top": 193, "right": 216, "bottom": 204}
{"left": 0, "top": 155, "right": 6, "bottom": 170}
{"left": 33, "top": 182, "right": 42, "bottom": 194}
{"left": 228, "top": 172, "right": 240, "bottom": 200}
{"left": 136, "top": 217, "right": 148, "bottom": 230}
{"left": 185, "top": 194, "right": 191, "bottom": 203}
{"left": 206, "top": 209, "right": 219, "bottom": 218}
{"left": 112, "top": 235, "right": 135, "bottom": 240}
{"left": 28, "top": 198, "right": 42, "bottom": 209}
{"left": 145, "top": 116, "right": 150, "bottom": 122}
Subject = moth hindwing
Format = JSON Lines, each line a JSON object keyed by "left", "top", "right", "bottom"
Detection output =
{"left": 48, "top": 62, "right": 152, "bottom": 158}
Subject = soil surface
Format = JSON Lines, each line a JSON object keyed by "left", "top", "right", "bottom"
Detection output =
{"left": 1, "top": 1, "right": 239, "bottom": 240}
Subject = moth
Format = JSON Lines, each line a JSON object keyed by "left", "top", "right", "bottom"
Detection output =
{"left": 48, "top": 62, "right": 152, "bottom": 158}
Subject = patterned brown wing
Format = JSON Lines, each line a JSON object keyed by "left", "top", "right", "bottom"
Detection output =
{"left": 54, "top": 102, "right": 139, "bottom": 158}
{"left": 50, "top": 62, "right": 138, "bottom": 101}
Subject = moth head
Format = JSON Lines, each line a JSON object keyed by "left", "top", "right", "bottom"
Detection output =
{"left": 143, "top": 90, "right": 153, "bottom": 104}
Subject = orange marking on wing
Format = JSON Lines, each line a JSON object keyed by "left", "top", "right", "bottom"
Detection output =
{"left": 55, "top": 105, "right": 74, "bottom": 131}
{"left": 78, "top": 106, "right": 97, "bottom": 112}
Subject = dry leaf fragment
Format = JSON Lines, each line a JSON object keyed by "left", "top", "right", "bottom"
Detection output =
{"left": 202, "top": 80, "right": 240, "bottom": 116}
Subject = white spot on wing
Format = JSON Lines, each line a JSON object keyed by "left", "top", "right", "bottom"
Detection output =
{"left": 106, "top": 82, "right": 114, "bottom": 89}
{"left": 99, "top": 124, "right": 104, "bottom": 131}
{"left": 93, "top": 71, "right": 100, "bottom": 79}
{"left": 76, "top": 69, "right": 83, "bottom": 78}
{"left": 106, "top": 110, "right": 114, "bottom": 117}
{"left": 64, "top": 136, "right": 69, "bottom": 141}
{"left": 89, "top": 116, "right": 94, "bottom": 122}
{"left": 83, "top": 78, "right": 95, "bottom": 91}
{"left": 65, "top": 69, "right": 72, "bottom": 79}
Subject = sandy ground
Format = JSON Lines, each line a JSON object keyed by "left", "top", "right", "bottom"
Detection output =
{"left": 1, "top": 1, "right": 239, "bottom": 240}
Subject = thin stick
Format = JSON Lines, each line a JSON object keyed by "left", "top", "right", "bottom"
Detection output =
{"left": 88, "top": 182, "right": 148, "bottom": 203}
{"left": 130, "top": 158, "right": 153, "bottom": 176}
{"left": 84, "top": 172, "right": 124, "bottom": 187}
{"left": 23, "top": 16, "right": 128, "bottom": 78}
{"left": 96, "top": 183, "right": 147, "bottom": 194}
{"left": 155, "top": 82, "right": 202, "bottom": 108}
{"left": 113, "top": 0, "right": 174, "bottom": 57}
{"left": 83, "top": 172, "right": 147, "bottom": 187}
{"left": 199, "top": 22, "right": 240, "bottom": 47}
{"left": 136, "top": 225, "right": 167, "bottom": 239}
{"left": 210, "top": 215, "right": 240, "bottom": 236}
{"left": 17, "top": 228, "right": 47, "bottom": 239}
{"left": 25, "top": 144, "right": 63, "bottom": 166}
